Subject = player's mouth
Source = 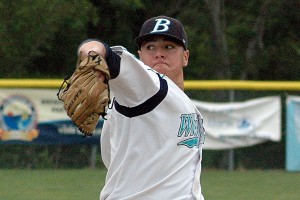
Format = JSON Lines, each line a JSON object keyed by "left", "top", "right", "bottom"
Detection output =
{"left": 152, "top": 62, "right": 170, "bottom": 69}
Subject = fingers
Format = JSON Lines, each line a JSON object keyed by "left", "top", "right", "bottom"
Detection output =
{"left": 94, "top": 69, "right": 106, "bottom": 81}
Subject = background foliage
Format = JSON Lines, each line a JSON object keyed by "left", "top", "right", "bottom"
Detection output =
{"left": 0, "top": 0, "right": 299, "bottom": 169}
{"left": 1, "top": 0, "right": 299, "bottom": 80}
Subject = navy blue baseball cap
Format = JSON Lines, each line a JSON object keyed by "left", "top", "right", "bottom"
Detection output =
{"left": 135, "top": 16, "right": 188, "bottom": 50}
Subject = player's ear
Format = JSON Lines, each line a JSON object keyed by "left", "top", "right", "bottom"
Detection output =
{"left": 183, "top": 50, "right": 189, "bottom": 67}
{"left": 137, "top": 50, "right": 142, "bottom": 59}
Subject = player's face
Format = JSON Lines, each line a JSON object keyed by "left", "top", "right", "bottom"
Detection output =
{"left": 138, "top": 36, "right": 189, "bottom": 83}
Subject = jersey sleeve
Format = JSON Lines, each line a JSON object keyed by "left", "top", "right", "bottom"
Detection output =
{"left": 105, "top": 45, "right": 167, "bottom": 108}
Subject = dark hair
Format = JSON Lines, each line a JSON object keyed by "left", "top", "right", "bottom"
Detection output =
{"left": 139, "top": 35, "right": 185, "bottom": 49}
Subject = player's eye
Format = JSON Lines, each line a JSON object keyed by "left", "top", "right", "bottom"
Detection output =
{"left": 145, "top": 45, "right": 155, "bottom": 50}
{"left": 165, "top": 44, "right": 175, "bottom": 49}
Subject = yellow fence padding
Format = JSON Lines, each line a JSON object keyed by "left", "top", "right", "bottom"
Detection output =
{"left": 0, "top": 79, "right": 300, "bottom": 90}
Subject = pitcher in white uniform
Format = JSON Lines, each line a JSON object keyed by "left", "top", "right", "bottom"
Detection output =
{"left": 78, "top": 15, "right": 205, "bottom": 200}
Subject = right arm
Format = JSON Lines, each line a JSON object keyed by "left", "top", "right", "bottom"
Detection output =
{"left": 78, "top": 39, "right": 167, "bottom": 108}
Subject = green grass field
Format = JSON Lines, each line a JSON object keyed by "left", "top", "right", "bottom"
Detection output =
{"left": 1, "top": 169, "right": 299, "bottom": 200}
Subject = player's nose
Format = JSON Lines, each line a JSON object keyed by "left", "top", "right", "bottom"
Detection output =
{"left": 154, "top": 47, "right": 165, "bottom": 58}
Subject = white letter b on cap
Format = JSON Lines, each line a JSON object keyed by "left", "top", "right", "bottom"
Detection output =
{"left": 151, "top": 19, "right": 170, "bottom": 33}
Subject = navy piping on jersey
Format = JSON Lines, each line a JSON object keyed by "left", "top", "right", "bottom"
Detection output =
{"left": 114, "top": 73, "right": 168, "bottom": 118}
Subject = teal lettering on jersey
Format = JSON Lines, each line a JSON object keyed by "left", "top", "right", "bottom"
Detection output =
{"left": 177, "top": 137, "right": 199, "bottom": 148}
{"left": 177, "top": 113, "right": 205, "bottom": 148}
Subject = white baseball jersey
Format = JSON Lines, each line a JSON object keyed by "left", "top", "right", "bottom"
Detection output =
{"left": 100, "top": 46, "right": 205, "bottom": 200}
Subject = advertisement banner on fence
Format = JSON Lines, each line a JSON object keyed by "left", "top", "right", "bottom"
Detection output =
{"left": 0, "top": 89, "right": 281, "bottom": 149}
{"left": 286, "top": 96, "right": 300, "bottom": 171}
{"left": 193, "top": 96, "right": 281, "bottom": 150}
{"left": 0, "top": 88, "right": 101, "bottom": 145}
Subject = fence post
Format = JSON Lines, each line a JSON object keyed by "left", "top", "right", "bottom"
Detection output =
{"left": 228, "top": 90, "right": 235, "bottom": 171}
{"left": 90, "top": 145, "right": 97, "bottom": 169}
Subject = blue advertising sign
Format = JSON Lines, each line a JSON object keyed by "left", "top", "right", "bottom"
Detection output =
{"left": 0, "top": 89, "right": 103, "bottom": 145}
{"left": 286, "top": 96, "right": 300, "bottom": 171}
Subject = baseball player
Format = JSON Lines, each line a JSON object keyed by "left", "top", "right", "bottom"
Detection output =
{"left": 78, "top": 16, "right": 205, "bottom": 200}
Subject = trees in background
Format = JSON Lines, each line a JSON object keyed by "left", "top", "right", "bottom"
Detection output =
{"left": 0, "top": 0, "right": 95, "bottom": 77}
{"left": 0, "top": 0, "right": 298, "bottom": 80}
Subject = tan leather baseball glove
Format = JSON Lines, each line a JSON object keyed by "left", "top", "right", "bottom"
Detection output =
{"left": 57, "top": 51, "right": 110, "bottom": 136}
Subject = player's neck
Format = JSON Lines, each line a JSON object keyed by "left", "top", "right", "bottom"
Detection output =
{"left": 174, "top": 76, "right": 185, "bottom": 91}
{"left": 178, "top": 82, "right": 184, "bottom": 91}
